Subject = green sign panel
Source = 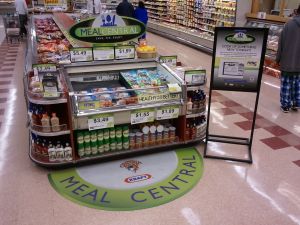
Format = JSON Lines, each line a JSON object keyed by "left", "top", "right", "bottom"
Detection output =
{"left": 48, "top": 148, "right": 203, "bottom": 211}
{"left": 69, "top": 13, "right": 146, "bottom": 44}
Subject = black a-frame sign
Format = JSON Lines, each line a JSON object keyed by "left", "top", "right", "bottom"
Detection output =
{"left": 204, "top": 27, "right": 269, "bottom": 164}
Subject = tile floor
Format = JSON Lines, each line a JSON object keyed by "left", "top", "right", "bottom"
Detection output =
{"left": 0, "top": 26, "right": 299, "bottom": 225}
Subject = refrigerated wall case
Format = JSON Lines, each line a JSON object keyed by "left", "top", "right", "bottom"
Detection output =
{"left": 245, "top": 16, "right": 284, "bottom": 78}
{"left": 132, "top": 0, "right": 246, "bottom": 53}
{"left": 24, "top": 14, "right": 207, "bottom": 167}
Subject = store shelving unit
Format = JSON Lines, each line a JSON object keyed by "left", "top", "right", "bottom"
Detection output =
{"left": 245, "top": 16, "right": 284, "bottom": 78}
{"left": 0, "top": 0, "right": 15, "bottom": 14}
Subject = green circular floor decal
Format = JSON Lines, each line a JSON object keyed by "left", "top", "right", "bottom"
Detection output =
{"left": 48, "top": 147, "right": 204, "bottom": 211}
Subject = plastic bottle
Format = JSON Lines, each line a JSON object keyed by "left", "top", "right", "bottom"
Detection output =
{"left": 48, "top": 142, "right": 56, "bottom": 162}
{"left": 41, "top": 114, "right": 51, "bottom": 132}
{"left": 185, "top": 123, "right": 190, "bottom": 140}
{"left": 51, "top": 113, "right": 60, "bottom": 132}
{"left": 56, "top": 141, "right": 64, "bottom": 161}
{"left": 187, "top": 98, "right": 193, "bottom": 114}
{"left": 64, "top": 143, "right": 73, "bottom": 161}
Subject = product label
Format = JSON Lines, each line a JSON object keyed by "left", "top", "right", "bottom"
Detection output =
{"left": 93, "top": 47, "right": 115, "bottom": 61}
{"left": 43, "top": 86, "right": 59, "bottom": 98}
{"left": 156, "top": 106, "right": 180, "bottom": 120}
{"left": 115, "top": 45, "right": 135, "bottom": 59}
{"left": 70, "top": 48, "right": 93, "bottom": 62}
{"left": 159, "top": 56, "right": 177, "bottom": 66}
{"left": 138, "top": 93, "right": 181, "bottom": 104}
{"left": 88, "top": 113, "right": 114, "bottom": 131}
{"left": 131, "top": 108, "right": 155, "bottom": 124}
{"left": 184, "top": 70, "right": 206, "bottom": 84}
{"left": 33, "top": 64, "right": 57, "bottom": 73}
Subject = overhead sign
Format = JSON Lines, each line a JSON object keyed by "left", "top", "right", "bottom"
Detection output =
{"left": 211, "top": 27, "right": 268, "bottom": 92}
{"left": 69, "top": 13, "right": 146, "bottom": 44}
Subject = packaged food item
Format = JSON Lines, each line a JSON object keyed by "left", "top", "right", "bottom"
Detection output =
{"left": 110, "top": 138, "right": 116, "bottom": 151}
{"left": 143, "top": 133, "right": 149, "bottom": 147}
{"left": 77, "top": 131, "right": 84, "bottom": 144}
{"left": 84, "top": 141, "right": 91, "bottom": 156}
{"left": 116, "top": 127, "right": 122, "bottom": 138}
{"left": 103, "top": 129, "right": 110, "bottom": 140}
{"left": 163, "top": 127, "right": 170, "bottom": 144}
{"left": 123, "top": 137, "right": 129, "bottom": 150}
{"left": 129, "top": 132, "right": 136, "bottom": 149}
{"left": 104, "top": 139, "right": 110, "bottom": 152}
{"left": 150, "top": 125, "right": 157, "bottom": 145}
{"left": 110, "top": 127, "right": 116, "bottom": 139}
{"left": 135, "top": 132, "right": 143, "bottom": 149}
{"left": 91, "top": 142, "right": 98, "bottom": 155}
{"left": 78, "top": 143, "right": 85, "bottom": 158}
{"left": 169, "top": 126, "right": 176, "bottom": 142}
{"left": 116, "top": 137, "right": 123, "bottom": 150}
{"left": 84, "top": 131, "right": 91, "bottom": 143}
{"left": 97, "top": 130, "right": 103, "bottom": 141}
{"left": 97, "top": 140, "right": 104, "bottom": 153}
{"left": 123, "top": 125, "right": 129, "bottom": 138}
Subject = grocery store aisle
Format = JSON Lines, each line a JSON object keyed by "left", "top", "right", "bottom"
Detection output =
{"left": 0, "top": 30, "right": 300, "bottom": 225}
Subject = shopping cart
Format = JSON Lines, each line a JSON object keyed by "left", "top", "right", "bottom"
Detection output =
{"left": 3, "top": 13, "right": 21, "bottom": 43}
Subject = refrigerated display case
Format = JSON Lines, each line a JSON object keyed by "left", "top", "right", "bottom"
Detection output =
{"left": 245, "top": 17, "right": 284, "bottom": 78}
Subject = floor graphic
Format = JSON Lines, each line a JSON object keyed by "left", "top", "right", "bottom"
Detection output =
{"left": 48, "top": 148, "right": 204, "bottom": 211}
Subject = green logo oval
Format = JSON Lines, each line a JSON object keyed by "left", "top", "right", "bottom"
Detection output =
{"left": 225, "top": 32, "right": 256, "bottom": 44}
{"left": 69, "top": 13, "right": 146, "bottom": 44}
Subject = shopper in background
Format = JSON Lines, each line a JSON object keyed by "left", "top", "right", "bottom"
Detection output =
{"left": 134, "top": 1, "right": 148, "bottom": 39}
{"left": 276, "top": 4, "right": 300, "bottom": 113}
{"left": 116, "top": 0, "right": 134, "bottom": 18}
{"left": 15, "top": 0, "right": 28, "bottom": 36}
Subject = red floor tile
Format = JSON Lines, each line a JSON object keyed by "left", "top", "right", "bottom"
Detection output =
{"left": 211, "top": 91, "right": 222, "bottom": 97}
{"left": 278, "top": 134, "right": 300, "bottom": 146}
{"left": 261, "top": 137, "right": 290, "bottom": 150}
{"left": 0, "top": 89, "right": 9, "bottom": 93}
{"left": 293, "top": 160, "right": 300, "bottom": 167}
{"left": 235, "top": 120, "right": 260, "bottom": 131}
{"left": 0, "top": 108, "right": 4, "bottom": 115}
{"left": 230, "top": 106, "right": 251, "bottom": 114}
{"left": 0, "top": 98, "right": 7, "bottom": 103}
{"left": 213, "top": 96, "right": 230, "bottom": 103}
{"left": 0, "top": 81, "right": 11, "bottom": 85}
{"left": 264, "top": 126, "right": 291, "bottom": 137}
{"left": 220, "top": 101, "right": 241, "bottom": 107}
{"left": 0, "top": 74, "right": 13, "bottom": 78}
{"left": 3, "top": 63, "right": 15, "bottom": 66}
{"left": 255, "top": 118, "right": 275, "bottom": 128}
{"left": 1, "top": 68, "right": 14, "bottom": 72}
{"left": 239, "top": 112, "right": 263, "bottom": 120}
{"left": 294, "top": 145, "right": 300, "bottom": 151}
{"left": 214, "top": 108, "right": 236, "bottom": 116}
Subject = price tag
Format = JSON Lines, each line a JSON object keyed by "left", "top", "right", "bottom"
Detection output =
{"left": 184, "top": 70, "right": 206, "bottom": 84}
{"left": 131, "top": 109, "right": 155, "bottom": 124}
{"left": 159, "top": 56, "right": 177, "bottom": 66}
{"left": 93, "top": 47, "right": 115, "bottom": 61}
{"left": 115, "top": 45, "right": 135, "bottom": 59}
{"left": 33, "top": 64, "right": 57, "bottom": 73}
{"left": 70, "top": 48, "right": 93, "bottom": 62}
{"left": 88, "top": 113, "right": 114, "bottom": 131}
{"left": 156, "top": 106, "right": 180, "bottom": 120}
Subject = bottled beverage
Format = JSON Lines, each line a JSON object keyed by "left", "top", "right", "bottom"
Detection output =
{"left": 187, "top": 98, "right": 193, "bottom": 114}
{"left": 48, "top": 142, "right": 56, "bottom": 162}
{"left": 51, "top": 113, "right": 60, "bottom": 132}
{"left": 64, "top": 143, "right": 73, "bottom": 161}
{"left": 56, "top": 141, "right": 64, "bottom": 161}
{"left": 41, "top": 114, "right": 51, "bottom": 132}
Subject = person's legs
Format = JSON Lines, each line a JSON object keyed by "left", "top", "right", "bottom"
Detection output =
{"left": 294, "top": 73, "right": 300, "bottom": 109}
{"left": 19, "top": 14, "right": 27, "bottom": 36}
{"left": 280, "top": 72, "right": 292, "bottom": 112}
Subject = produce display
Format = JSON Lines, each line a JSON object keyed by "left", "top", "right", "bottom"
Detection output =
{"left": 35, "top": 18, "right": 71, "bottom": 64}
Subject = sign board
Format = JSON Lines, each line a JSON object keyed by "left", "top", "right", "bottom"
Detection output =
{"left": 70, "top": 48, "right": 93, "bottom": 62}
{"left": 211, "top": 27, "right": 268, "bottom": 92}
{"left": 159, "top": 56, "right": 177, "bottom": 66}
{"left": 33, "top": 64, "right": 57, "bottom": 73}
{"left": 156, "top": 106, "right": 180, "bottom": 120}
{"left": 88, "top": 113, "right": 114, "bottom": 130}
{"left": 115, "top": 45, "right": 135, "bottom": 59}
{"left": 184, "top": 70, "right": 206, "bottom": 85}
{"left": 69, "top": 13, "right": 146, "bottom": 44}
{"left": 131, "top": 108, "right": 155, "bottom": 124}
{"left": 93, "top": 47, "right": 115, "bottom": 61}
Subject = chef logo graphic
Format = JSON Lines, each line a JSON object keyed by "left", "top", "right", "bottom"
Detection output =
{"left": 120, "top": 160, "right": 142, "bottom": 173}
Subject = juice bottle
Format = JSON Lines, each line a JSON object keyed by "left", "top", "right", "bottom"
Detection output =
{"left": 48, "top": 142, "right": 56, "bottom": 162}
{"left": 64, "top": 143, "right": 73, "bottom": 161}
{"left": 56, "top": 141, "right": 64, "bottom": 161}
{"left": 50, "top": 113, "right": 60, "bottom": 132}
{"left": 41, "top": 114, "right": 51, "bottom": 132}
{"left": 187, "top": 98, "right": 193, "bottom": 114}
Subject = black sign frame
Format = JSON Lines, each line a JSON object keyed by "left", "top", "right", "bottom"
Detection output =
{"left": 204, "top": 27, "right": 269, "bottom": 164}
